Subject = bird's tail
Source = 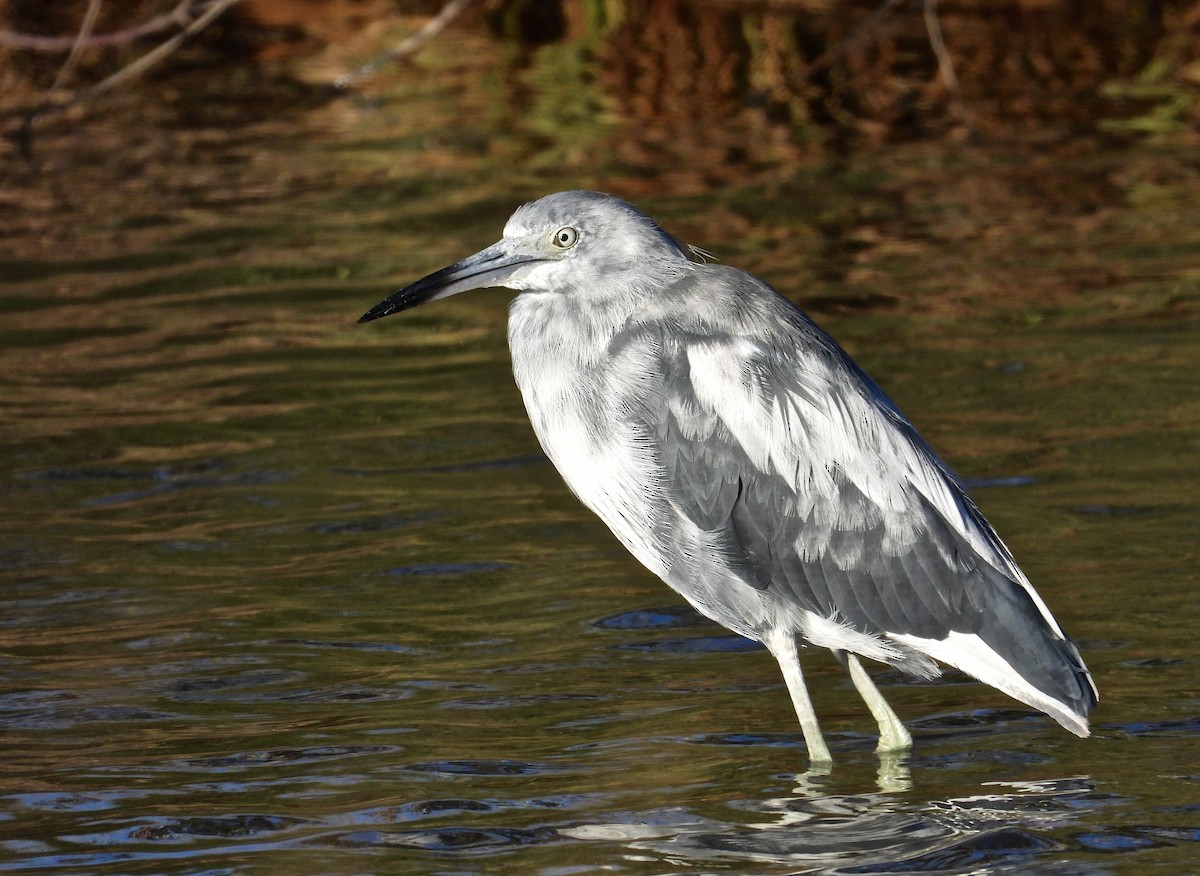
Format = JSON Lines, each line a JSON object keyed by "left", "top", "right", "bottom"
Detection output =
{"left": 969, "top": 563, "right": 1098, "bottom": 736}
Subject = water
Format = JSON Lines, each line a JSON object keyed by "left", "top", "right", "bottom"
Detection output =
{"left": 1, "top": 4, "right": 1198, "bottom": 873}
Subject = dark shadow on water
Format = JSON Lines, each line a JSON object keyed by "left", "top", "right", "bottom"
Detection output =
{"left": 330, "top": 824, "right": 558, "bottom": 852}
{"left": 20, "top": 460, "right": 292, "bottom": 508}
{"left": 593, "top": 604, "right": 704, "bottom": 631}
{"left": 308, "top": 513, "right": 430, "bottom": 534}
{"left": 382, "top": 561, "right": 515, "bottom": 577}
{"left": 613, "top": 634, "right": 765, "bottom": 654}
{"left": 335, "top": 453, "right": 548, "bottom": 478}
{"left": 400, "top": 759, "right": 566, "bottom": 778}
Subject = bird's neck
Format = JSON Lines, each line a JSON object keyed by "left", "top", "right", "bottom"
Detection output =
{"left": 507, "top": 288, "right": 641, "bottom": 366}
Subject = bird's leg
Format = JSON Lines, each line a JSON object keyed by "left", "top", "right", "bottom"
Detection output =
{"left": 768, "top": 631, "right": 832, "bottom": 763}
{"left": 843, "top": 652, "right": 912, "bottom": 753}
{"left": 875, "top": 750, "right": 912, "bottom": 793}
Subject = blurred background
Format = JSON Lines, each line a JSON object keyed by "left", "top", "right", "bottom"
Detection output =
{"left": 1, "top": 1, "right": 1198, "bottom": 873}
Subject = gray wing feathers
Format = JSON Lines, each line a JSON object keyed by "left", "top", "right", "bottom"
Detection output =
{"left": 629, "top": 291, "right": 1095, "bottom": 715}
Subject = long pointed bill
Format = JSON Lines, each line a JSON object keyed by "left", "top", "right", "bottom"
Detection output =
{"left": 358, "top": 241, "right": 542, "bottom": 323}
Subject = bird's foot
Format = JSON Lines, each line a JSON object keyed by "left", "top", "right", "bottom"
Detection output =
{"left": 874, "top": 723, "right": 913, "bottom": 754}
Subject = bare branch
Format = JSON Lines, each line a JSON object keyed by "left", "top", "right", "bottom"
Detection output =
{"left": 807, "top": 0, "right": 911, "bottom": 75}
{"left": 923, "top": 0, "right": 974, "bottom": 131}
{"left": 11, "top": 0, "right": 245, "bottom": 158}
{"left": 0, "top": 0, "right": 213, "bottom": 51}
{"left": 336, "top": 0, "right": 478, "bottom": 90}
{"left": 803, "top": 0, "right": 974, "bottom": 133}
{"left": 79, "top": 0, "right": 244, "bottom": 102}
{"left": 47, "top": 0, "right": 104, "bottom": 94}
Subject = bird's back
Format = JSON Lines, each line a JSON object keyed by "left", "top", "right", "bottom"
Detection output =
{"left": 509, "top": 260, "right": 1096, "bottom": 735}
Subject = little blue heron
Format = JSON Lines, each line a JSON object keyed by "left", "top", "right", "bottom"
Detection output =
{"left": 360, "top": 190, "right": 1097, "bottom": 762}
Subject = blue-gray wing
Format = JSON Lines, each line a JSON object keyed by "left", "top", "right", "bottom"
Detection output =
{"left": 625, "top": 294, "right": 1095, "bottom": 727}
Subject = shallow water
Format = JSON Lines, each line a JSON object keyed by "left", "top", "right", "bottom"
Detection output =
{"left": 2, "top": 5, "right": 1199, "bottom": 874}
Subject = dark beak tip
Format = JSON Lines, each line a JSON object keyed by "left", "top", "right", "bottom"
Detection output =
{"left": 356, "top": 245, "right": 517, "bottom": 326}
{"left": 357, "top": 302, "right": 394, "bottom": 324}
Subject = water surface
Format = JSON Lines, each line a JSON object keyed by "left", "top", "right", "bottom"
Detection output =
{"left": 1, "top": 5, "right": 1198, "bottom": 873}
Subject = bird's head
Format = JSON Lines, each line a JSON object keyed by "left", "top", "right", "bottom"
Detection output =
{"left": 358, "top": 190, "right": 692, "bottom": 323}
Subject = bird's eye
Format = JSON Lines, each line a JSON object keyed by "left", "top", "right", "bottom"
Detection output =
{"left": 551, "top": 226, "right": 579, "bottom": 249}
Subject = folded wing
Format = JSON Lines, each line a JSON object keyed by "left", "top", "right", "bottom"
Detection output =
{"left": 627, "top": 287, "right": 1096, "bottom": 734}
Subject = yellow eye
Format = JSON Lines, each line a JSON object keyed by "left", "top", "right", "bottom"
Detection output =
{"left": 551, "top": 226, "right": 579, "bottom": 249}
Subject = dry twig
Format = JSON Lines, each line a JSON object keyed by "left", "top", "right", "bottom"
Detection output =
{"left": 336, "top": 0, "right": 478, "bottom": 90}
{"left": 0, "top": 0, "right": 216, "bottom": 51}
{"left": 804, "top": 0, "right": 973, "bottom": 133}
{"left": 78, "top": 0, "right": 244, "bottom": 102}
{"left": 807, "top": 0, "right": 911, "bottom": 74}
{"left": 46, "top": 0, "right": 104, "bottom": 93}
{"left": 11, "top": 0, "right": 245, "bottom": 157}
{"left": 923, "top": 0, "right": 973, "bottom": 131}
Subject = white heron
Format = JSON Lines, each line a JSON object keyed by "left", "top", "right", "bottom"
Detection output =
{"left": 360, "top": 190, "right": 1097, "bottom": 762}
